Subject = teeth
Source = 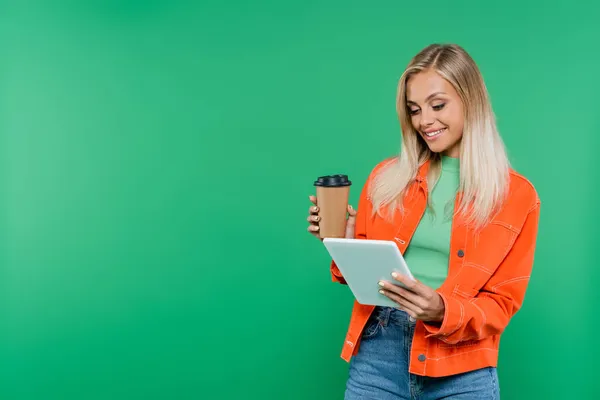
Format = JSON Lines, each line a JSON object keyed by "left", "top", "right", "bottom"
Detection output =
{"left": 425, "top": 128, "right": 444, "bottom": 137}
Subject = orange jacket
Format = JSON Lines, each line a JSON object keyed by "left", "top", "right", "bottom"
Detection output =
{"left": 330, "top": 158, "right": 541, "bottom": 377}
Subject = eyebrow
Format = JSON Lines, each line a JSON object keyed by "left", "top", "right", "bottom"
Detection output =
{"left": 406, "top": 91, "right": 447, "bottom": 105}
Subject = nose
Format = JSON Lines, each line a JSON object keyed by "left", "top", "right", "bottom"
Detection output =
{"left": 419, "top": 108, "right": 435, "bottom": 129}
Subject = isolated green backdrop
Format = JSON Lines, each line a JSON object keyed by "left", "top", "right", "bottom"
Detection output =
{"left": 0, "top": 1, "right": 598, "bottom": 399}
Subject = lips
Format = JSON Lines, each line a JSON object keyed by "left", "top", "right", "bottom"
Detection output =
{"left": 422, "top": 127, "right": 446, "bottom": 139}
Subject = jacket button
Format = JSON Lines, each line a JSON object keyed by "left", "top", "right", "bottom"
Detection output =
{"left": 418, "top": 354, "right": 426, "bottom": 362}
{"left": 457, "top": 249, "right": 464, "bottom": 257}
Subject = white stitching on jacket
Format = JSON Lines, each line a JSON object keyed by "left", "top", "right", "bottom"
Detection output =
{"left": 492, "top": 276, "right": 530, "bottom": 292}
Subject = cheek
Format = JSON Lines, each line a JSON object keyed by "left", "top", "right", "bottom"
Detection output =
{"left": 452, "top": 115, "right": 464, "bottom": 137}
{"left": 410, "top": 115, "right": 420, "bottom": 129}
{"left": 449, "top": 116, "right": 463, "bottom": 134}
{"left": 442, "top": 109, "right": 464, "bottom": 136}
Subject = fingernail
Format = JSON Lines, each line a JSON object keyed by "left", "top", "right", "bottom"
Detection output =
{"left": 391, "top": 272, "right": 398, "bottom": 278}
{"left": 379, "top": 290, "right": 384, "bottom": 294}
{"left": 378, "top": 281, "right": 384, "bottom": 287}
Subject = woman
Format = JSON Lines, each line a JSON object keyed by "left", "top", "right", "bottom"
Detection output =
{"left": 307, "top": 43, "right": 541, "bottom": 399}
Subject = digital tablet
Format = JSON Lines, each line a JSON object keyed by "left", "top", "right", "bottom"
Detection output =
{"left": 322, "top": 238, "right": 415, "bottom": 308}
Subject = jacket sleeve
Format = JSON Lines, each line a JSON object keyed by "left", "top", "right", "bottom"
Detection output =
{"left": 423, "top": 201, "right": 541, "bottom": 343}
{"left": 330, "top": 179, "right": 371, "bottom": 284}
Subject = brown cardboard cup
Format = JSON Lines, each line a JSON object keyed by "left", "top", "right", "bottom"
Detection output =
{"left": 314, "top": 174, "right": 352, "bottom": 239}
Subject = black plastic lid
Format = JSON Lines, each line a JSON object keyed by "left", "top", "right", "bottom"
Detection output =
{"left": 314, "top": 174, "right": 352, "bottom": 187}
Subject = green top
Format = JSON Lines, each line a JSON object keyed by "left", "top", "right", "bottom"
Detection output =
{"left": 403, "top": 156, "right": 460, "bottom": 290}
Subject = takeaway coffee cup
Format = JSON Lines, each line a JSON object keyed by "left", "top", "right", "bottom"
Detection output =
{"left": 313, "top": 174, "right": 352, "bottom": 238}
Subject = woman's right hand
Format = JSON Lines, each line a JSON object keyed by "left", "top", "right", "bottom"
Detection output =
{"left": 307, "top": 195, "right": 357, "bottom": 240}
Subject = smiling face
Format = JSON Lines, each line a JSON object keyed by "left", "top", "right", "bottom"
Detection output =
{"left": 406, "top": 69, "right": 465, "bottom": 158}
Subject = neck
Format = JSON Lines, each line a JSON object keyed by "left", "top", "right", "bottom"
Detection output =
{"left": 440, "top": 154, "right": 460, "bottom": 172}
{"left": 443, "top": 140, "right": 462, "bottom": 158}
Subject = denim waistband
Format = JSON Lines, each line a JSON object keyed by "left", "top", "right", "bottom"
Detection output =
{"left": 373, "top": 306, "right": 416, "bottom": 327}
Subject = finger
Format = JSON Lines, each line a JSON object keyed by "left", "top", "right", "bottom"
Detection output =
{"left": 378, "top": 280, "right": 403, "bottom": 296}
{"left": 346, "top": 205, "right": 357, "bottom": 227}
{"left": 396, "top": 306, "right": 418, "bottom": 319}
{"left": 379, "top": 289, "right": 421, "bottom": 317}
{"left": 309, "top": 195, "right": 317, "bottom": 205}
{"left": 390, "top": 272, "right": 424, "bottom": 295}
{"left": 345, "top": 225, "right": 355, "bottom": 239}
{"left": 306, "top": 215, "right": 321, "bottom": 223}
{"left": 347, "top": 204, "right": 357, "bottom": 217}
{"left": 308, "top": 205, "right": 319, "bottom": 215}
{"left": 345, "top": 206, "right": 356, "bottom": 238}
{"left": 379, "top": 280, "right": 423, "bottom": 305}
{"left": 308, "top": 226, "right": 321, "bottom": 240}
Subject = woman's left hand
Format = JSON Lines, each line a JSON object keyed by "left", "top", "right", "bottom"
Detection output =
{"left": 379, "top": 273, "right": 445, "bottom": 323}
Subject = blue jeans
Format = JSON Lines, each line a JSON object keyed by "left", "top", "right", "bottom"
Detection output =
{"left": 345, "top": 307, "right": 500, "bottom": 399}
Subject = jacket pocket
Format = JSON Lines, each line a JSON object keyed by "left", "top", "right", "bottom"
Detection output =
{"left": 463, "top": 221, "right": 521, "bottom": 279}
{"left": 439, "top": 338, "right": 481, "bottom": 349}
{"left": 488, "top": 220, "right": 521, "bottom": 254}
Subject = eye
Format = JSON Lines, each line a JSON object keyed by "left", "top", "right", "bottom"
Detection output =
{"left": 432, "top": 103, "right": 446, "bottom": 111}
{"left": 409, "top": 108, "right": 420, "bottom": 116}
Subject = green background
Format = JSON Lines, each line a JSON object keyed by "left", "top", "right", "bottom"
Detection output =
{"left": 0, "top": 0, "right": 598, "bottom": 398}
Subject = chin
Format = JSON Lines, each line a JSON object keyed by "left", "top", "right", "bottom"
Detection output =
{"left": 426, "top": 144, "right": 447, "bottom": 154}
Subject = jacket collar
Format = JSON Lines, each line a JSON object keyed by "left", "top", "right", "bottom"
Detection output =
{"left": 416, "top": 159, "right": 431, "bottom": 183}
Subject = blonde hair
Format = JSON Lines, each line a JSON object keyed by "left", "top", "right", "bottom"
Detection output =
{"left": 370, "top": 43, "right": 510, "bottom": 229}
